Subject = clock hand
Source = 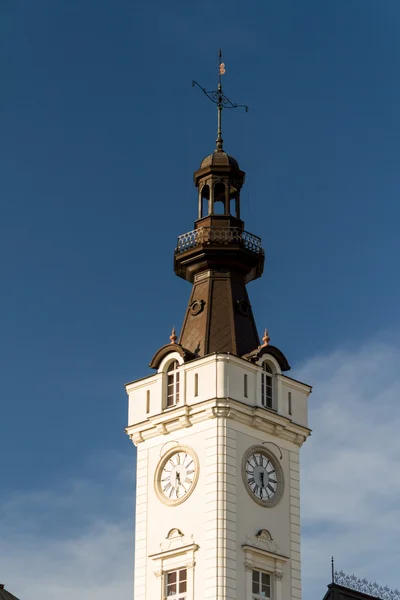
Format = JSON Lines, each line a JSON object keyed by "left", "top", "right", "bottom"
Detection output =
{"left": 260, "top": 471, "right": 265, "bottom": 488}
{"left": 175, "top": 471, "right": 181, "bottom": 487}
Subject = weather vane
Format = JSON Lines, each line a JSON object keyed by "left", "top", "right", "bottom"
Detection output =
{"left": 192, "top": 50, "right": 248, "bottom": 152}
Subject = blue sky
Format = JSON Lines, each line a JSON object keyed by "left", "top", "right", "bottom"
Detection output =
{"left": 1, "top": 1, "right": 400, "bottom": 598}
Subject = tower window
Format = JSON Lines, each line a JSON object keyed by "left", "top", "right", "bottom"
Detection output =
{"left": 200, "top": 184, "right": 210, "bottom": 218}
{"left": 166, "top": 361, "right": 180, "bottom": 408}
{"left": 288, "top": 391, "right": 292, "bottom": 415}
{"left": 213, "top": 182, "right": 226, "bottom": 214}
{"left": 252, "top": 570, "right": 271, "bottom": 600}
{"left": 194, "top": 373, "right": 198, "bottom": 397}
{"left": 261, "top": 363, "right": 273, "bottom": 409}
{"left": 166, "top": 568, "right": 187, "bottom": 599}
{"left": 244, "top": 374, "right": 248, "bottom": 398}
{"left": 146, "top": 389, "right": 150, "bottom": 413}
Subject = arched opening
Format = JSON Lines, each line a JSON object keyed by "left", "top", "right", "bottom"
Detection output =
{"left": 229, "top": 185, "right": 240, "bottom": 218}
{"left": 261, "top": 362, "right": 273, "bottom": 409}
{"left": 201, "top": 184, "right": 210, "bottom": 218}
{"left": 213, "top": 182, "right": 226, "bottom": 214}
{"left": 166, "top": 360, "right": 180, "bottom": 407}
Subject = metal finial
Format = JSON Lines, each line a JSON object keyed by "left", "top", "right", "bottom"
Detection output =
{"left": 331, "top": 557, "right": 335, "bottom": 583}
{"left": 262, "top": 328, "right": 270, "bottom": 347}
{"left": 170, "top": 327, "right": 177, "bottom": 344}
{"left": 192, "top": 50, "right": 248, "bottom": 152}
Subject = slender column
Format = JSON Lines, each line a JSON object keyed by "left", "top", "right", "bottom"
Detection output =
{"left": 198, "top": 189, "right": 203, "bottom": 219}
{"left": 224, "top": 180, "right": 230, "bottom": 214}
{"left": 209, "top": 180, "right": 215, "bottom": 214}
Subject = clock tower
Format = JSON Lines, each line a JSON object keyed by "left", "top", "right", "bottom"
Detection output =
{"left": 125, "top": 61, "right": 312, "bottom": 600}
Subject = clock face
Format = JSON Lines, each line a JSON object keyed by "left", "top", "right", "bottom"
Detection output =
{"left": 242, "top": 446, "right": 284, "bottom": 507}
{"left": 155, "top": 447, "right": 199, "bottom": 506}
{"left": 246, "top": 452, "right": 277, "bottom": 500}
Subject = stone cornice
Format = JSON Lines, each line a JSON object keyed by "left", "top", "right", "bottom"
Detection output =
{"left": 125, "top": 397, "right": 311, "bottom": 446}
{"left": 241, "top": 544, "right": 289, "bottom": 564}
{"left": 149, "top": 543, "right": 199, "bottom": 561}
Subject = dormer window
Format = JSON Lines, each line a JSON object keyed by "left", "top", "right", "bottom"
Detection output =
{"left": 166, "top": 360, "right": 180, "bottom": 408}
{"left": 261, "top": 363, "right": 273, "bottom": 409}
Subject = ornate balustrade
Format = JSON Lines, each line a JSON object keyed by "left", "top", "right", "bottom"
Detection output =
{"left": 175, "top": 227, "right": 264, "bottom": 255}
{"left": 334, "top": 570, "right": 400, "bottom": 600}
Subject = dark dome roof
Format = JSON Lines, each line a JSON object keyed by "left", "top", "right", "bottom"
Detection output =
{"left": 200, "top": 150, "right": 239, "bottom": 170}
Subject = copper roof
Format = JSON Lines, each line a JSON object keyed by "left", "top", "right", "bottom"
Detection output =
{"left": 200, "top": 150, "right": 239, "bottom": 169}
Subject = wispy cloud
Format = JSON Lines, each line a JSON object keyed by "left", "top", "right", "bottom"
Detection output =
{"left": 1, "top": 453, "right": 134, "bottom": 600}
{"left": 297, "top": 340, "right": 400, "bottom": 599}
{"left": 2, "top": 341, "right": 400, "bottom": 600}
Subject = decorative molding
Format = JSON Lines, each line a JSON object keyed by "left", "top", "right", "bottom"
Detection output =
{"left": 149, "top": 542, "right": 200, "bottom": 562}
{"left": 235, "top": 298, "right": 251, "bottom": 317}
{"left": 212, "top": 405, "right": 231, "bottom": 418}
{"left": 242, "top": 544, "right": 289, "bottom": 565}
{"left": 154, "top": 569, "right": 164, "bottom": 578}
{"left": 189, "top": 299, "right": 205, "bottom": 316}
{"left": 126, "top": 396, "right": 310, "bottom": 446}
{"left": 185, "top": 560, "right": 196, "bottom": 570}
{"left": 256, "top": 529, "right": 273, "bottom": 542}
{"left": 245, "top": 532, "right": 280, "bottom": 556}
{"left": 244, "top": 560, "right": 253, "bottom": 572}
{"left": 130, "top": 432, "right": 143, "bottom": 444}
{"left": 166, "top": 528, "right": 184, "bottom": 540}
{"left": 275, "top": 571, "right": 284, "bottom": 581}
{"left": 334, "top": 570, "right": 400, "bottom": 600}
{"left": 179, "top": 415, "right": 191, "bottom": 428}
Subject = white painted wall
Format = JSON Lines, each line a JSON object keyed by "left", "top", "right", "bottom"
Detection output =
{"left": 127, "top": 351, "right": 311, "bottom": 600}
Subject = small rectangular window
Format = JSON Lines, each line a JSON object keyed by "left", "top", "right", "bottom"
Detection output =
{"left": 194, "top": 373, "right": 198, "bottom": 397}
{"left": 288, "top": 391, "right": 292, "bottom": 415}
{"left": 166, "top": 568, "right": 187, "bottom": 599}
{"left": 146, "top": 390, "right": 150, "bottom": 413}
{"left": 252, "top": 570, "right": 271, "bottom": 599}
{"left": 244, "top": 374, "right": 248, "bottom": 398}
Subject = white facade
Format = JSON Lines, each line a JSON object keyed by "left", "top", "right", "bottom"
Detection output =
{"left": 126, "top": 351, "right": 311, "bottom": 600}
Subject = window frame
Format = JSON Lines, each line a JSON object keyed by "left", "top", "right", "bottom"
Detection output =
{"left": 166, "top": 360, "right": 180, "bottom": 408}
{"left": 243, "top": 541, "right": 287, "bottom": 600}
{"left": 150, "top": 533, "right": 198, "bottom": 600}
{"left": 252, "top": 569, "right": 272, "bottom": 600}
{"left": 165, "top": 567, "right": 188, "bottom": 600}
{"left": 261, "top": 362, "right": 274, "bottom": 410}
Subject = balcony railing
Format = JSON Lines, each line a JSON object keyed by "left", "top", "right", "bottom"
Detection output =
{"left": 334, "top": 570, "right": 400, "bottom": 600}
{"left": 175, "top": 227, "right": 264, "bottom": 256}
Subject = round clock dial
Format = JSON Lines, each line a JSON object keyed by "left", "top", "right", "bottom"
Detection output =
{"left": 155, "top": 447, "right": 199, "bottom": 506}
{"left": 242, "top": 446, "right": 284, "bottom": 507}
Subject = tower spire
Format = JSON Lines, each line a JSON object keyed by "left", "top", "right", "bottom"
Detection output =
{"left": 192, "top": 50, "right": 248, "bottom": 152}
{"left": 216, "top": 49, "right": 224, "bottom": 151}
